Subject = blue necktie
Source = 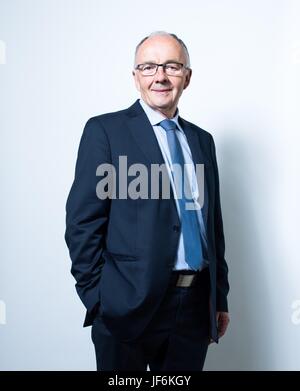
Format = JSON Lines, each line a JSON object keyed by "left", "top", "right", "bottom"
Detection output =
{"left": 160, "top": 119, "right": 204, "bottom": 271}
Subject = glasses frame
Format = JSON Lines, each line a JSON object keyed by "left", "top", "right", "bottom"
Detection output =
{"left": 135, "top": 62, "right": 190, "bottom": 76}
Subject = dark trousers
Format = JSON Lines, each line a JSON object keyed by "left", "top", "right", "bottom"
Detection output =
{"left": 91, "top": 268, "right": 210, "bottom": 371}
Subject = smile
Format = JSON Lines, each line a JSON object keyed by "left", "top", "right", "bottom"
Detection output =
{"left": 152, "top": 89, "right": 171, "bottom": 94}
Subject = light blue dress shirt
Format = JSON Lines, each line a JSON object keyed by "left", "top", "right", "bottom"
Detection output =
{"left": 139, "top": 99, "right": 208, "bottom": 271}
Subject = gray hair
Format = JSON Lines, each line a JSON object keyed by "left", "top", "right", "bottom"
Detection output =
{"left": 134, "top": 31, "right": 191, "bottom": 68}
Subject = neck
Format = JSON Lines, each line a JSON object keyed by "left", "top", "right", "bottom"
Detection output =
{"left": 158, "top": 109, "right": 176, "bottom": 119}
{"left": 150, "top": 105, "right": 177, "bottom": 119}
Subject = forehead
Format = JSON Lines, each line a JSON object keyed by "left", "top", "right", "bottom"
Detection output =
{"left": 136, "top": 36, "right": 185, "bottom": 63}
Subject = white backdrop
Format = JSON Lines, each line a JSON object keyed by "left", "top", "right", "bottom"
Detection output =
{"left": 0, "top": 0, "right": 299, "bottom": 370}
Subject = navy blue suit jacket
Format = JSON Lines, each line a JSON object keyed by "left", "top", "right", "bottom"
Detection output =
{"left": 65, "top": 100, "right": 229, "bottom": 342}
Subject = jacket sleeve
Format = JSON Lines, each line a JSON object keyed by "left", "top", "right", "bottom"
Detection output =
{"left": 210, "top": 135, "right": 230, "bottom": 312}
{"left": 65, "top": 117, "right": 111, "bottom": 313}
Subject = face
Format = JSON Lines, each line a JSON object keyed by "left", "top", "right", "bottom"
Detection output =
{"left": 133, "top": 35, "right": 192, "bottom": 118}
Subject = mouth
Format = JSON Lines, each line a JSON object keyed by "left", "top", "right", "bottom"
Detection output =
{"left": 151, "top": 89, "right": 172, "bottom": 94}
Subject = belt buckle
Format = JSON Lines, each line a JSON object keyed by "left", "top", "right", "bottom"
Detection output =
{"left": 176, "top": 274, "right": 195, "bottom": 287}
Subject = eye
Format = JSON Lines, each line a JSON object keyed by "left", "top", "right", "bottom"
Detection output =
{"left": 166, "top": 63, "right": 181, "bottom": 71}
{"left": 142, "top": 64, "right": 156, "bottom": 71}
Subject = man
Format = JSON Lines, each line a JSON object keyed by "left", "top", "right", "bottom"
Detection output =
{"left": 65, "top": 31, "right": 230, "bottom": 371}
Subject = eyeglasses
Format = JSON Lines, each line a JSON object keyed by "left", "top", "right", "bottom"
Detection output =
{"left": 135, "top": 62, "right": 189, "bottom": 76}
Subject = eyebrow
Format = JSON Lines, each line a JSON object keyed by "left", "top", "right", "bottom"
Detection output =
{"left": 142, "top": 59, "right": 182, "bottom": 64}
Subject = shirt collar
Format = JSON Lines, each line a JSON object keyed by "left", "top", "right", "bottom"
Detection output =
{"left": 139, "top": 98, "right": 183, "bottom": 133}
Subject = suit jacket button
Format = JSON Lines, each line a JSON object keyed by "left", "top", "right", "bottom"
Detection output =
{"left": 173, "top": 225, "right": 180, "bottom": 233}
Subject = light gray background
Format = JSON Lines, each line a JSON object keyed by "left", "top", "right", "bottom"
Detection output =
{"left": 0, "top": 0, "right": 299, "bottom": 370}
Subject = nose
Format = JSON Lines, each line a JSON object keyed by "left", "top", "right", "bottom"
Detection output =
{"left": 153, "top": 65, "right": 169, "bottom": 83}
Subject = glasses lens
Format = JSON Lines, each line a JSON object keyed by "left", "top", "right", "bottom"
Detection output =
{"left": 165, "top": 63, "right": 183, "bottom": 75}
{"left": 140, "top": 64, "right": 157, "bottom": 75}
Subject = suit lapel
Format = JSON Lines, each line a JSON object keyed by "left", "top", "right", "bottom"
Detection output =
{"left": 126, "top": 111, "right": 165, "bottom": 166}
{"left": 178, "top": 118, "right": 208, "bottom": 166}
{"left": 125, "top": 100, "right": 179, "bottom": 221}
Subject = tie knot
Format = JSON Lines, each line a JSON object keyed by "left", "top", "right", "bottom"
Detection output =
{"left": 159, "top": 119, "right": 177, "bottom": 132}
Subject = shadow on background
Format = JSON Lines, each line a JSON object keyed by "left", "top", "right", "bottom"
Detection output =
{"left": 204, "top": 133, "right": 274, "bottom": 370}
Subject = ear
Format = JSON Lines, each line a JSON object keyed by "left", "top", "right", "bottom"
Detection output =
{"left": 183, "top": 69, "right": 192, "bottom": 90}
